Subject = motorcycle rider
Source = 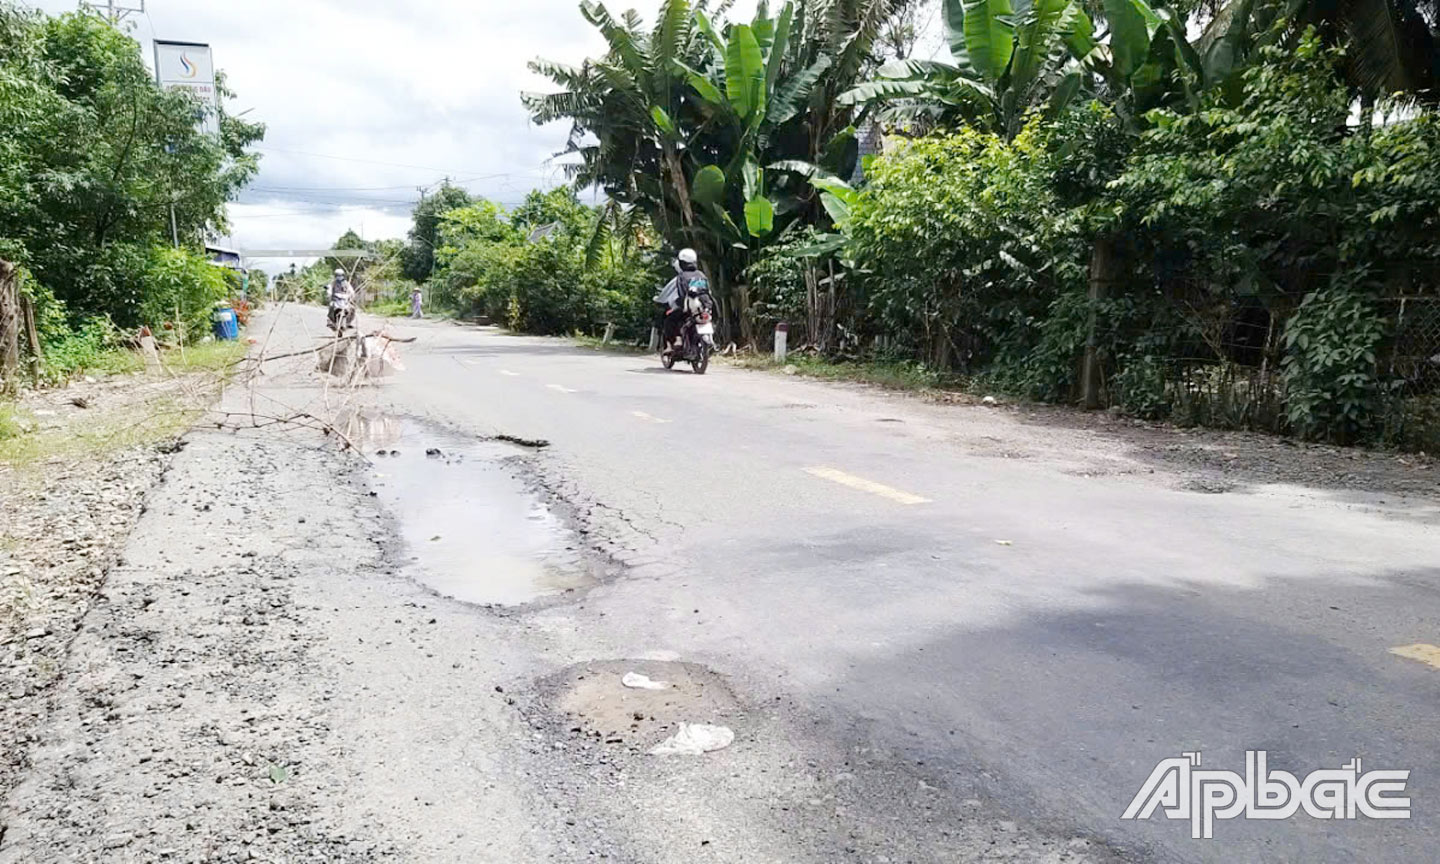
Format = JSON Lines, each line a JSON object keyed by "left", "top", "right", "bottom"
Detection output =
{"left": 329, "top": 268, "right": 354, "bottom": 305}
{"left": 328, "top": 268, "right": 356, "bottom": 331}
{"left": 654, "top": 249, "right": 709, "bottom": 352}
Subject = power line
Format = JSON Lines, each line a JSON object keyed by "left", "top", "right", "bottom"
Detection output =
{"left": 250, "top": 183, "right": 449, "bottom": 193}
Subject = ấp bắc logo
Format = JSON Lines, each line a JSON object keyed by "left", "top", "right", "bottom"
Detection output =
{"left": 1123, "top": 751, "right": 1409, "bottom": 839}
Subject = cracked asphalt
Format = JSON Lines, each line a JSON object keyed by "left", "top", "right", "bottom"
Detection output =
{"left": 3, "top": 303, "right": 1439, "bottom": 863}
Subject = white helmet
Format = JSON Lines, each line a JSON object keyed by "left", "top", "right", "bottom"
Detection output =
{"left": 677, "top": 248, "right": 698, "bottom": 266}
{"left": 334, "top": 268, "right": 345, "bottom": 277}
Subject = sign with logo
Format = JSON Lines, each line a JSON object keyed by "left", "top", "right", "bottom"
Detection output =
{"left": 153, "top": 40, "right": 218, "bottom": 137}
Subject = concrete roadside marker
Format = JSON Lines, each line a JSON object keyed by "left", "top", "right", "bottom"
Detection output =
{"left": 804, "top": 466, "right": 930, "bottom": 505}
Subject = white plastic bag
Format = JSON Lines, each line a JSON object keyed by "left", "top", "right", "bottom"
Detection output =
{"left": 622, "top": 672, "right": 669, "bottom": 690}
{"left": 648, "top": 723, "right": 734, "bottom": 756}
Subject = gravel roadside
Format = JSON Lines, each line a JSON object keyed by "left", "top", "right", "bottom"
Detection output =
{"left": 0, "top": 369, "right": 234, "bottom": 812}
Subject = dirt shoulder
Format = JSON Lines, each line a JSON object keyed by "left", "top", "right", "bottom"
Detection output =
{"left": 0, "top": 365, "right": 236, "bottom": 809}
{"left": 972, "top": 397, "right": 1439, "bottom": 499}
{"left": 725, "top": 355, "right": 1438, "bottom": 502}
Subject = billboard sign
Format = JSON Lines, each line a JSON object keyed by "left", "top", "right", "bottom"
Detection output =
{"left": 153, "top": 40, "right": 218, "bottom": 137}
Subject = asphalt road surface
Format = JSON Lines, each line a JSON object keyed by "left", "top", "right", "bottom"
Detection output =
{"left": 343, "top": 308, "right": 1438, "bottom": 863}
{"left": 8, "top": 304, "right": 1436, "bottom": 863}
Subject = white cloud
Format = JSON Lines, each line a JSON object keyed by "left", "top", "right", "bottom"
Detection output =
{"left": 27, "top": 0, "right": 774, "bottom": 260}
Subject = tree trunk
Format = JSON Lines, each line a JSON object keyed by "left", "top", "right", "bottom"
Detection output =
{"left": 1358, "top": 91, "right": 1376, "bottom": 136}
{"left": 805, "top": 263, "right": 819, "bottom": 349}
{"left": 932, "top": 322, "right": 951, "bottom": 370}
{"left": 737, "top": 281, "right": 754, "bottom": 348}
{"left": 0, "top": 260, "right": 19, "bottom": 394}
{"left": 22, "top": 292, "right": 42, "bottom": 385}
{"left": 822, "top": 260, "right": 837, "bottom": 354}
{"left": 1082, "top": 235, "right": 1121, "bottom": 409}
{"left": 663, "top": 144, "right": 694, "bottom": 230}
{"left": 715, "top": 262, "right": 735, "bottom": 347}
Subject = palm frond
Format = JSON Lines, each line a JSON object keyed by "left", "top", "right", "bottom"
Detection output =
{"left": 771, "top": 55, "right": 834, "bottom": 123}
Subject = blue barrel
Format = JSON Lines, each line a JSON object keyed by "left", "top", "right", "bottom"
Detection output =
{"left": 212, "top": 307, "right": 239, "bottom": 341}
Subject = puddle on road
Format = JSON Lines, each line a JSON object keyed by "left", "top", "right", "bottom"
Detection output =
{"left": 336, "top": 408, "right": 592, "bottom": 606}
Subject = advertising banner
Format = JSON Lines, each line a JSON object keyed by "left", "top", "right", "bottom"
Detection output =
{"left": 153, "top": 40, "right": 218, "bottom": 137}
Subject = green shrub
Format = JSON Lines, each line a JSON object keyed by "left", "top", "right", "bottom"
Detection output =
{"left": 138, "top": 247, "right": 230, "bottom": 343}
{"left": 41, "top": 317, "right": 138, "bottom": 381}
{"left": 433, "top": 190, "right": 658, "bottom": 337}
{"left": 1282, "top": 277, "right": 1388, "bottom": 443}
{"left": 1113, "top": 355, "right": 1171, "bottom": 420}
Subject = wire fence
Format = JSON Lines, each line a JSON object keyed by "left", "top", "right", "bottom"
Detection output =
{"left": 1141, "top": 292, "right": 1440, "bottom": 447}
{"left": 1386, "top": 296, "right": 1440, "bottom": 397}
{"left": 1379, "top": 295, "right": 1440, "bottom": 449}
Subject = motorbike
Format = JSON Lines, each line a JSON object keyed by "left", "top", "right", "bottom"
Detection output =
{"left": 662, "top": 296, "right": 714, "bottom": 374}
{"left": 327, "top": 295, "right": 356, "bottom": 334}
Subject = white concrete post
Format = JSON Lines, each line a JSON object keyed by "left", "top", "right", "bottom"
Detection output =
{"left": 774, "top": 322, "right": 789, "bottom": 363}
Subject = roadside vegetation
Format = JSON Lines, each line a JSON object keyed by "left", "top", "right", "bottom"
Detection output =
{"left": 0, "top": 340, "right": 245, "bottom": 468}
{"left": 484, "top": 0, "right": 1440, "bottom": 450}
{"left": 388, "top": 187, "right": 660, "bottom": 340}
{"left": 0, "top": 3, "right": 264, "bottom": 392}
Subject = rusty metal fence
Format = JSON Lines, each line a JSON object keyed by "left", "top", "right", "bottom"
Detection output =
{"left": 1131, "top": 290, "right": 1440, "bottom": 448}
{"left": 1381, "top": 295, "right": 1440, "bottom": 449}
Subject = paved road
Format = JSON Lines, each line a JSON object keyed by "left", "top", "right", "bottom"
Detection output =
{"left": 358, "top": 312, "right": 1440, "bottom": 862}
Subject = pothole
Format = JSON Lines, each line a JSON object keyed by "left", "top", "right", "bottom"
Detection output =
{"left": 337, "top": 409, "right": 594, "bottom": 606}
{"left": 536, "top": 660, "right": 743, "bottom": 754}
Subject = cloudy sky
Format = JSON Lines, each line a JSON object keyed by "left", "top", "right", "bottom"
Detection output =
{"left": 33, "top": 0, "right": 940, "bottom": 271}
{"left": 22, "top": 0, "right": 733, "bottom": 268}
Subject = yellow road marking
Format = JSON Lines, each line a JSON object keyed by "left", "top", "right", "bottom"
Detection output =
{"left": 632, "top": 411, "right": 672, "bottom": 424}
{"left": 500, "top": 370, "right": 520, "bottom": 377}
{"left": 804, "top": 466, "right": 930, "bottom": 505}
{"left": 547, "top": 384, "right": 577, "bottom": 393}
{"left": 1390, "top": 644, "right": 1440, "bottom": 669}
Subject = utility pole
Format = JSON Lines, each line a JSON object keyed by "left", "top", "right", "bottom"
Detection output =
{"left": 85, "top": 1, "right": 145, "bottom": 24}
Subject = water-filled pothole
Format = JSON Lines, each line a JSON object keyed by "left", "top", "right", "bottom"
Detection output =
{"left": 337, "top": 409, "right": 592, "bottom": 606}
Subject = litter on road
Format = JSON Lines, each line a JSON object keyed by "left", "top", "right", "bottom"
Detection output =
{"left": 622, "top": 672, "right": 669, "bottom": 690}
{"left": 648, "top": 723, "right": 735, "bottom": 756}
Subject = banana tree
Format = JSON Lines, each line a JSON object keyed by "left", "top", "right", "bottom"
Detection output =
{"left": 841, "top": 0, "right": 1096, "bottom": 139}
{"left": 524, "top": 0, "right": 714, "bottom": 244}
{"left": 675, "top": 1, "right": 829, "bottom": 343}
{"left": 676, "top": 3, "right": 796, "bottom": 245}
